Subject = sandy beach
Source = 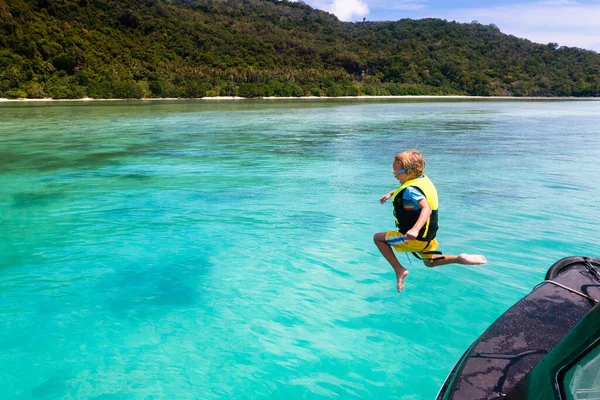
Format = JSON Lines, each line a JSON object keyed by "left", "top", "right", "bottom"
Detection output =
{"left": 1, "top": 95, "right": 596, "bottom": 102}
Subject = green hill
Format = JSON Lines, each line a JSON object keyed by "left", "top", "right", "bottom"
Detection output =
{"left": 1, "top": 0, "right": 599, "bottom": 99}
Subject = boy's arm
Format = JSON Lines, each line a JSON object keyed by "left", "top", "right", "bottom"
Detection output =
{"left": 405, "top": 198, "right": 432, "bottom": 240}
{"left": 379, "top": 189, "right": 397, "bottom": 204}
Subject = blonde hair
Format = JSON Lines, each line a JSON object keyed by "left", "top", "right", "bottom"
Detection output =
{"left": 394, "top": 150, "right": 425, "bottom": 180}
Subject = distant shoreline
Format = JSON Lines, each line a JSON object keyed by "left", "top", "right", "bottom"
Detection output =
{"left": 1, "top": 95, "right": 598, "bottom": 102}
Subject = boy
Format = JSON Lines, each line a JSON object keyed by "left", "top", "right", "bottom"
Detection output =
{"left": 374, "top": 150, "right": 486, "bottom": 292}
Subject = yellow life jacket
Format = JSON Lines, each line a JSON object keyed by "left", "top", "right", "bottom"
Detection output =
{"left": 391, "top": 175, "right": 439, "bottom": 240}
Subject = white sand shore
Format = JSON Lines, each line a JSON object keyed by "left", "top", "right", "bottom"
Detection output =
{"left": 0, "top": 95, "right": 596, "bottom": 102}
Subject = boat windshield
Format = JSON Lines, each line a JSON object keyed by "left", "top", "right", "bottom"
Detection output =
{"left": 562, "top": 343, "right": 600, "bottom": 400}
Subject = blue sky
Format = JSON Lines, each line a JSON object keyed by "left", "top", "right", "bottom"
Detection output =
{"left": 296, "top": 0, "right": 600, "bottom": 52}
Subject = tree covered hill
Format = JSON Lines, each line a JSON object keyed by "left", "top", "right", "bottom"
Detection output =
{"left": 1, "top": 0, "right": 599, "bottom": 99}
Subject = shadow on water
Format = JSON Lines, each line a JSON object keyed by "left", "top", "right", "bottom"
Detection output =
{"left": 0, "top": 139, "right": 192, "bottom": 173}
{"left": 102, "top": 253, "right": 214, "bottom": 320}
{"left": 31, "top": 370, "right": 71, "bottom": 399}
{"left": 76, "top": 151, "right": 130, "bottom": 167}
{"left": 0, "top": 151, "right": 22, "bottom": 165}
{"left": 440, "top": 120, "right": 493, "bottom": 132}
{"left": 120, "top": 173, "right": 154, "bottom": 181}
{"left": 12, "top": 190, "right": 65, "bottom": 208}
{"left": 0, "top": 149, "right": 129, "bottom": 173}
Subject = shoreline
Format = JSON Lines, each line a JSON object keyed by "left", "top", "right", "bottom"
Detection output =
{"left": 1, "top": 95, "right": 598, "bottom": 102}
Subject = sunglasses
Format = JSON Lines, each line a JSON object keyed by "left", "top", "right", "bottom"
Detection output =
{"left": 393, "top": 168, "right": 407, "bottom": 177}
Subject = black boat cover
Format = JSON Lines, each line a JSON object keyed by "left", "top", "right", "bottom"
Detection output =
{"left": 442, "top": 256, "right": 600, "bottom": 400}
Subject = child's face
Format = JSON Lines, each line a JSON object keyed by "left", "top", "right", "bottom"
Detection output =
{"left": 393, "top": 161, "right": 408, "bottom": 184}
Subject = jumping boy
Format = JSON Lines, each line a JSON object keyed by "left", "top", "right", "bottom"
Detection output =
{"left": 374, "top": 150, "right": 486, "bottom": 292}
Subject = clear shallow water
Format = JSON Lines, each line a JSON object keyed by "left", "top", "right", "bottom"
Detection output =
{"left": 1, "top": 99, "right": 599, "bottom": 399}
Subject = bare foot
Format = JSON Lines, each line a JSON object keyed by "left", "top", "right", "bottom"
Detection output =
{"left": 395, "top": 268, "right": 409, "bottom": 292}
{"left": 457, "top": 254, "right": 487, "bottom": 265}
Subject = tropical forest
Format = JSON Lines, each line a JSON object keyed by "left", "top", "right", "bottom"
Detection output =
{"left": 1, "top": 0, "right": 599, "bottom": 99}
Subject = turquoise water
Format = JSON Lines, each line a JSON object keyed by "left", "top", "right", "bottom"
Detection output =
{"left": 1, "top": 99, "right": 599, "bottom": 399}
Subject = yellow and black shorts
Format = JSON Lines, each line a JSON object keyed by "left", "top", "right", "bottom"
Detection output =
{"left": 385, "top": 231, "right": 441, "bottom": 261}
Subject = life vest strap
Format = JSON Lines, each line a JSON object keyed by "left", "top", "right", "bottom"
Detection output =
{"left": 410, "top": 239, "right": 444, "bottom": 261}
{"left": 411, "top": 251, "right": 444, "bottom": 261}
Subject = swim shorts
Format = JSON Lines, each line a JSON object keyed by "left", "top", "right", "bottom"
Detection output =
{"left": 385, "top": 231, "right": 440, "bottom": 260}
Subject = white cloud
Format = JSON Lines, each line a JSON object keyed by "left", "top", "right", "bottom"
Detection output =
{"left": 436, "top": 1, "right": 600, "bottom": 51}
{"left": 318, "top": 0, "right": 370, "bottom": 21}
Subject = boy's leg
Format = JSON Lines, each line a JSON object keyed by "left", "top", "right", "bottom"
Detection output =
{"left": 423, "top": 254, "right": 486, "bottom": 267}
{"left": 373, "top": 232, "right": 409, "bottom": 292}
{"left": 419, "top": 239, "right": 486, "bottom": 267}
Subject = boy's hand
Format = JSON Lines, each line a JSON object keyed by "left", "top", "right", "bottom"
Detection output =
{"left": 379, "top": 191, "right": 395, "bottom": 204}
{"left": 405, "top": 228, "right": 419, "bottom": 240}
{"left": 380, "top": 193, "right": 391, "bottom": 204}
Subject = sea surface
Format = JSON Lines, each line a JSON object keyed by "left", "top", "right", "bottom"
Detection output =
{"left": 1, "top": 98, "right": 599, "bottom": 399}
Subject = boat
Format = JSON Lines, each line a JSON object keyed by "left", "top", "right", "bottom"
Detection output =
{"left": 436, "top": 256, "right": 600, "bottom": 400}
